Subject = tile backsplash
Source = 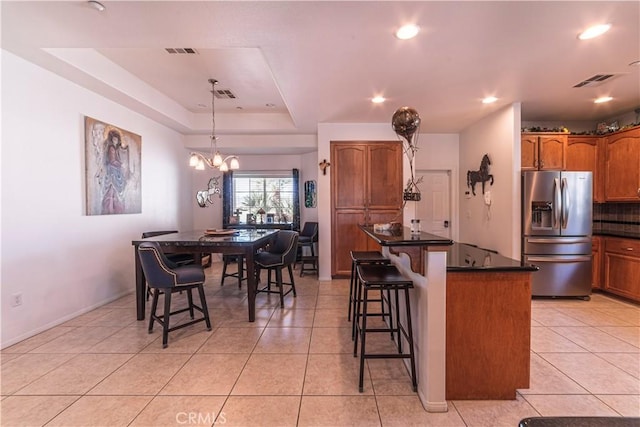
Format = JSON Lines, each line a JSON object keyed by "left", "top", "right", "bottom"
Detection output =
{"left": 593, "top": 203, "right": 640, "bottom": 235}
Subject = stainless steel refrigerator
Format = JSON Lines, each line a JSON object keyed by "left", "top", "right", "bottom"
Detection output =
{"left": 522, "top": 171, "right": 592, "bottom": 298}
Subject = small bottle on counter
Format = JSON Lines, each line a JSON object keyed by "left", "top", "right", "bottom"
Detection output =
{"left": 410, "top": 219, "right": 421, "bottom": 234}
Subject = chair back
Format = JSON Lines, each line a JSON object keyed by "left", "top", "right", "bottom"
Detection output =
{"left": 138, "top": 241, "right": 180, "bottom": 288}
{"left": 142, "top": 230, "right": 178, "bottom": 239}
{"left": 300, "top": 222, "right": 318, "bottom": 241}
{"left": 271, "top": 230, "right": 299, "bottom": 265}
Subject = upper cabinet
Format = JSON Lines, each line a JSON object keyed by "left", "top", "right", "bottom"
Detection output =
{"left": 521, "top": 133, "right": 567, "bottom": 170}
{"left": 566, "top": 135, "right": 604, "bottom": 203}
{"left": 604, "top": 127, "right": 640, "bottom": 202}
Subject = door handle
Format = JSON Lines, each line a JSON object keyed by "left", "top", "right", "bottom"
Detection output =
{"left": 553, "top": 178, "right": 561, "bottom": 229}
{"left": 444, "top": 220, "right": 449, "bottom": 228}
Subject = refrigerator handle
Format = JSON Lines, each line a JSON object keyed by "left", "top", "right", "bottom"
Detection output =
{"left": 561, "top": 177, "right": 570, "bottom": 229}
{"left": 527, "top": 255, "right": 591, "bottom": 263}
{"left": 553, "top": 178, "right": 561, "bottom": 229}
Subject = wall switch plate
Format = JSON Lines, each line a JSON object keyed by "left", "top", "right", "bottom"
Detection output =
{"left": 484, "top": 190, "right": 492, "bottom": 206}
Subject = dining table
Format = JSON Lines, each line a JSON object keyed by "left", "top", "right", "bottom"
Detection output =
{"left": 131, "top": 229, "right": 278, "bottom": 322}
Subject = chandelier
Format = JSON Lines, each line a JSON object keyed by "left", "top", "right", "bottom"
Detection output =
{"left": 189, "top": 79, "right": 240, "bottom": 172}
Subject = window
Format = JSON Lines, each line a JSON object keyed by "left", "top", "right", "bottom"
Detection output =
{"left": 223, "top": 170, "right": 300, "bottom": 231}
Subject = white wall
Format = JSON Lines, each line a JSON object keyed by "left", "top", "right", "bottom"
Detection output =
{"left": 1, "top": 51, "right": 193, "bottom": 348}
{"left": 317, "top": 123, "right": 460, "bottom": 280}
{"left": 412, "top": 133, "right": 460, "bottom": 241}
{"left": 458, "top": 103, "right": 522, "bottom": 259}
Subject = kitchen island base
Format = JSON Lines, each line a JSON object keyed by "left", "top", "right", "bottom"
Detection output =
{"left": 446, "top": 271, "right": 532, "bottom": 400}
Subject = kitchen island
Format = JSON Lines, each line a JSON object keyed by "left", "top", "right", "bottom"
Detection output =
{"left": 360, "top": 226, "right": 537, "bottom": 410}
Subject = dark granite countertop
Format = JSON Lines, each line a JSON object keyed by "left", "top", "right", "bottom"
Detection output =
{"left": 446, "top": 243, "right": 538, "bottom": 272}
{"left": 359, "top": 225, "right": 536, "bottom": 272}
{"left": 593, "top": 230, "right": 640, "bottom": 240}
{"left": 359, "top": 225, "right": 453, "bottom": 247}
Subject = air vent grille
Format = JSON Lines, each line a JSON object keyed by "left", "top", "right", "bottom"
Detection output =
{"left": 573, "top": 74, "right": 617, "bottom": 88}
{"left": 165, "top": 48, "right": 199, "bottom": 54}
{"left": 214, "top": 89, "right": 236, "bottom": 99}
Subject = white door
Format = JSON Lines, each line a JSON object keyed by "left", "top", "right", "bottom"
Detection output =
{"left": 415, "top": 170, "right": 451, "bottom": 238}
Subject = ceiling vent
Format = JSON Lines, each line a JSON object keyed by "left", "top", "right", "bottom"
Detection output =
{"left": 165, "top": 48, "right": 199, "bottom": 54}
{"left": 573, "top": 73, "right": 619, "bottom": 88}
{"left": 214, "top": 89, "right": 237, "bottom": 99}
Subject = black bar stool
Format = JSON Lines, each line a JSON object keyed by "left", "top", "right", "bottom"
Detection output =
{"left": 353, "top": 263, "right": 417, "bottom": 393}
{"left": 348, "top": 251, "right": 392, "bottom": 337}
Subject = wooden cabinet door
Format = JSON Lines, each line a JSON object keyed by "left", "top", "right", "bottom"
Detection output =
{"left": 521, "top": 134, "right": 538, "bottom": 170}
{"left": 567, "top": 136, "right": 603, "bottom": 202}
{"left": 538, "top": 134, "right": 566, "bottom": 170}
{"left": 332, "top": 144, "right": 367, "bottom": 209}
{"left": 367, "top": 143, "right": 403, "bottom": 209}
{"left": 603, "top": 237, "right": 640, "bottom": 302}
{"left": 332, "top": 210, "right": 368, "bottom": 276}
{"left": 591, "top": 236, "right": 601, "bottom": 289}
{"left": 605, "top": 127, "right": 640, "bottom": 201}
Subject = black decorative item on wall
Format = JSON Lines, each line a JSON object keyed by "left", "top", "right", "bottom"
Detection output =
{"left": 467, "top": 154, "right": 494, "bottom": 196}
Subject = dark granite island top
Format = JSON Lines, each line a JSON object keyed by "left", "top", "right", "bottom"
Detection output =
{"left": 359, "top": 225, "right": 453, "bottom": 275}
{"left": 359, "top": 225, "right": 537, "bottom": 273}
{"left": 359, "top": 225, "right": 454, "bottom": 247}
{"left": 446, "top": 243, "right": 538, "bottom": 272}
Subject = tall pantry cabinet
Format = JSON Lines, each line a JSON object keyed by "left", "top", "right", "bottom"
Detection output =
{"left": 331, "top": 141, "right": 403, "bottom": 277}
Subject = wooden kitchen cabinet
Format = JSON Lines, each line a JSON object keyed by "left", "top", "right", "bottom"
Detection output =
{"left": 521, "top": 133, "right": 567, "bottom": 170}
{"left": 591, "top": 236, "right": 602, "bottom": 289}
{"left": 331, "top": 141, "right": 403, "bottom": 277}
{"left": 567, "top": 135, "right": 604, "bottom": 202}
{"left": 605, "top": 126, "right": 640, "bottom": 201}
{"left": 603, "top": 237, "right": 640, "bottom": 302}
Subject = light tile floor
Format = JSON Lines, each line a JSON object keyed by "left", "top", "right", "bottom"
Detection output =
{"left": 1, "top": 264, "right": 639, "bottom": 426}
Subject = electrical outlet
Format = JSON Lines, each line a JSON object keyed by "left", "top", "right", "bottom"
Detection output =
{"left": 11, "top": 293, "right": 22, "bottom": 307}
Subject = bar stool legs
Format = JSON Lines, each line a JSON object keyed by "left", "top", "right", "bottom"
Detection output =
{"left": 352, "top": 263, "right": 417, "bottom": 393}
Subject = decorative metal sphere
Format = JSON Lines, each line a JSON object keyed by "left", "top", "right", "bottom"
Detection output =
{"left": 392, "top": 107, "right": 421, "bottom": 141}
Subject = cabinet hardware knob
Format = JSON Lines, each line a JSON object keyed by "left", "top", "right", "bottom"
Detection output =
{"left": 625, "top": 247, "right": 634, "bottom": 251}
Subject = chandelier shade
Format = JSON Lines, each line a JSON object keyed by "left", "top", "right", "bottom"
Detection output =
{"left": 189, "top": 79, "right": 240, "bottom": 171}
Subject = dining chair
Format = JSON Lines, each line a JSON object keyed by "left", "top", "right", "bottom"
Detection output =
{"left": 137, "top": 241, "right": 212, "bottom": 348}
{"left": 255, "top": 230, "right": 299, "bottom": 308}
{"left": 296, "top": 221, "right": 318, "bottom": 276}
{"left": 220, "top": 255, "right": 246, "bottom": 288}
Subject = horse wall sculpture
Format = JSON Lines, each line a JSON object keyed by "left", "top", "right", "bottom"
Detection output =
{"left": 467, "top": 154, "right": 494, "bottom": 196}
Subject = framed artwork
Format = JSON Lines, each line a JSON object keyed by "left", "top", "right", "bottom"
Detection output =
{"left": 304, "top": 180, "right": 317, "bottom": 208}
{"left": 85, "top": 116, "right": 142, "bottom": 215}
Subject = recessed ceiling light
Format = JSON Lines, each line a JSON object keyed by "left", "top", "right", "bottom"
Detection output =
{"left": 88, "top": 1, "right": 106, "bottom": 11}
{"left": 395, "top": 24, "right": 419, "bottom": 40}
{"left": 578, "top": 24, "right": 611, "bottom": 40}
{"left": 594, "top": 96, "right": 613, "bottom": 104}
{"left": 371, "top": 96, "right": 386, "bottom": 104}
{"left": 482, "top": 96, "right": 498, "bottom": 104}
